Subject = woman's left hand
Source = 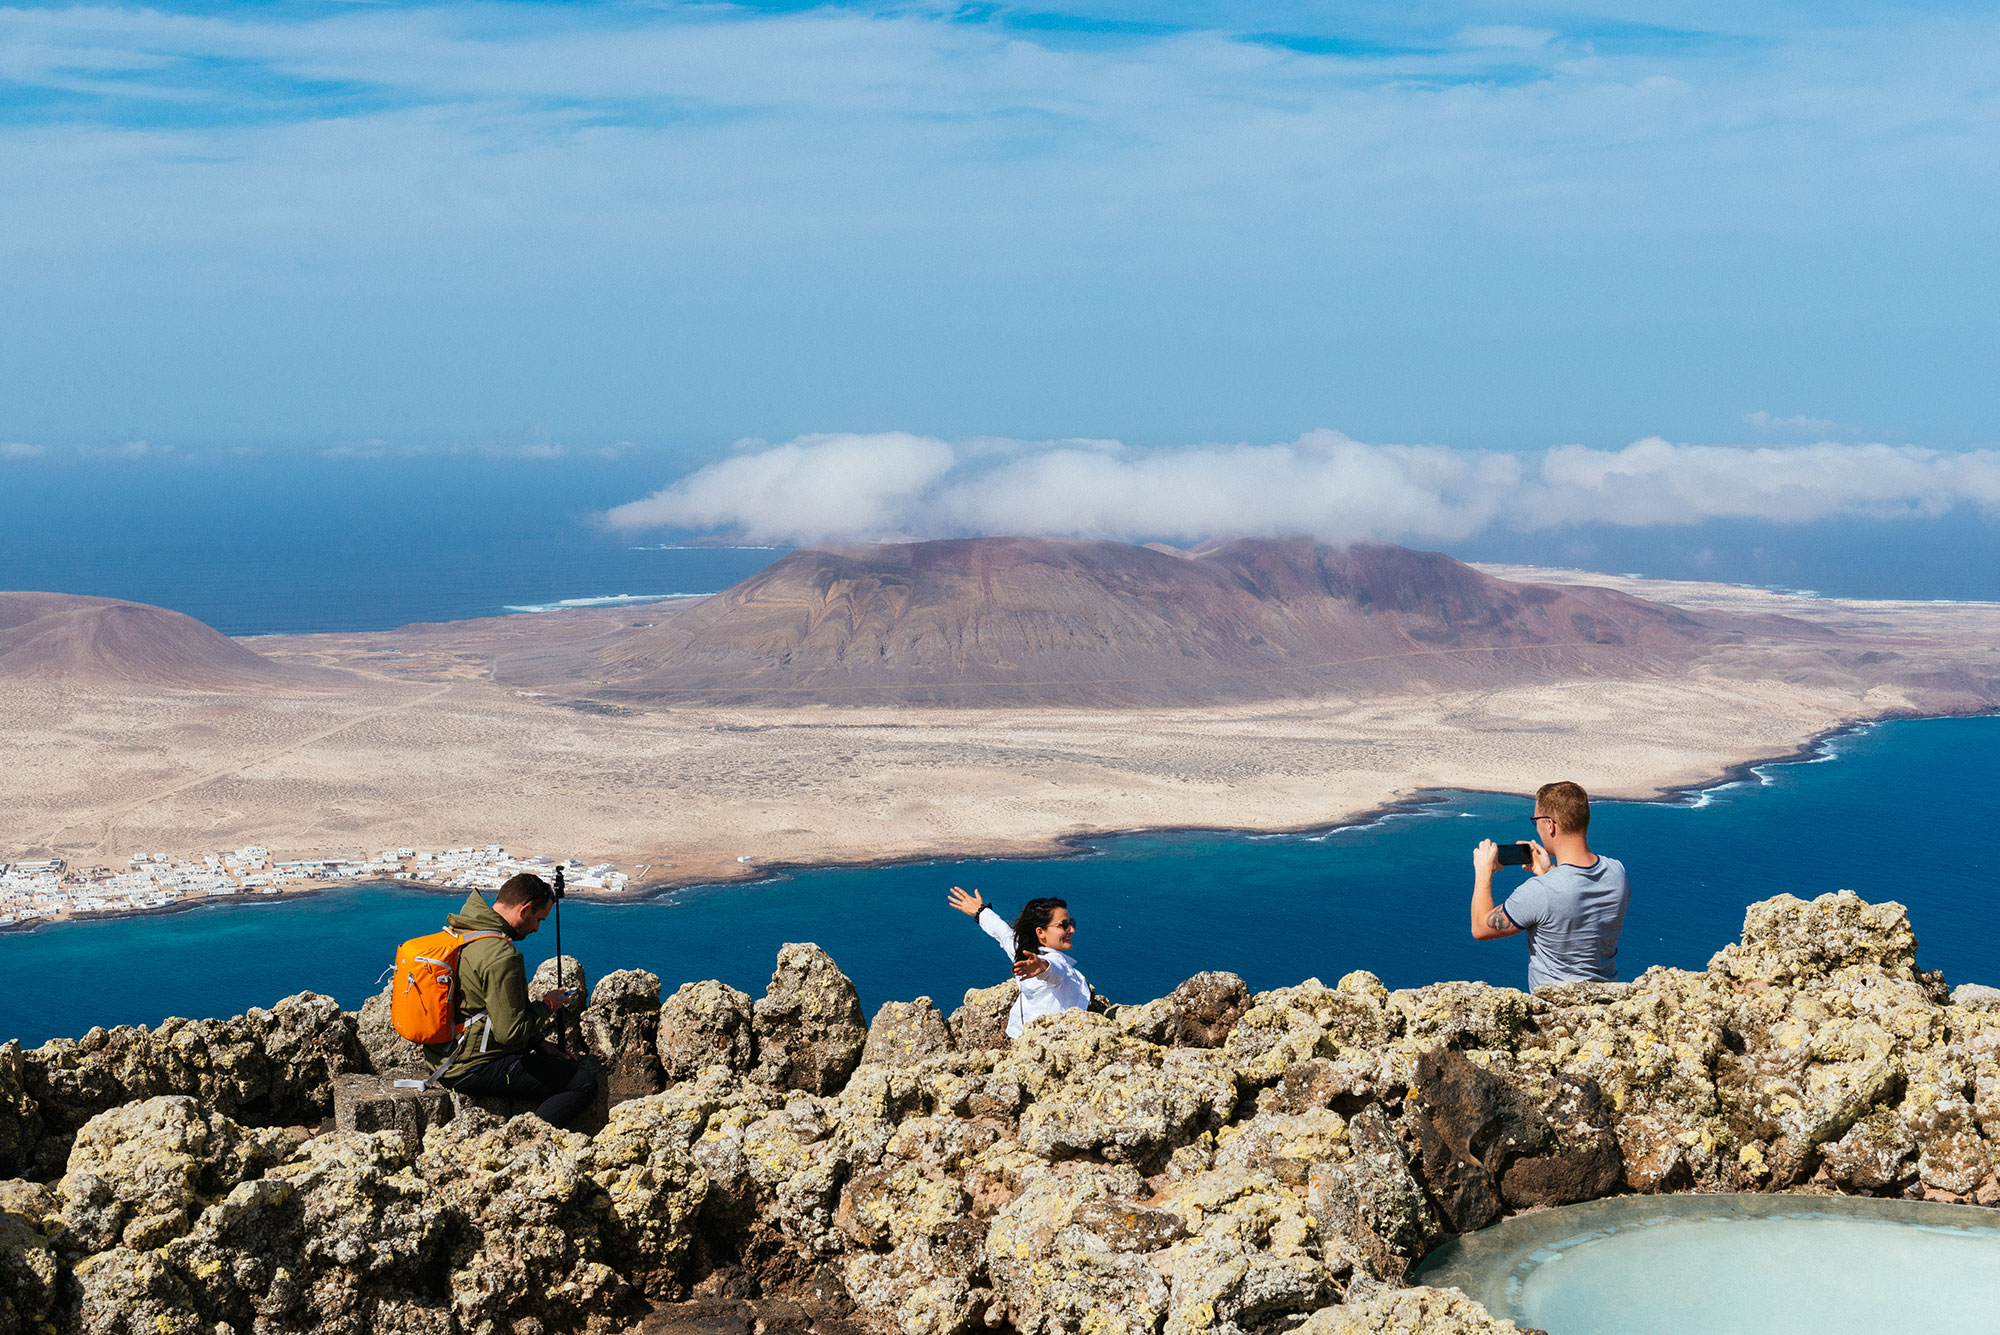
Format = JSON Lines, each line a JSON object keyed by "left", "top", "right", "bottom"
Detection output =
{"left": 1013, "top": 954, "right": 1050, "bottom": 981}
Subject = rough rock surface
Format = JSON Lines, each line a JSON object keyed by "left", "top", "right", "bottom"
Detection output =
{"left": 532, "top": 955, "right": 592, "bottom": 1020}
{"left": 1294, "top": 1285, "right": 1525, "bottom": 1333}
{"left": 0, "top": 1178, "right": 62, "bottom": 1331}
{"left": 946, "top": 983, "right": 1015, "bottom": 1052}
{"left": 0, "top": 1042, "right": 42, "bottom": 1179}
{"left": 858, "top": 999, "right": 953, "bottom": 1069}
{"left": 20, "top": 992, "right": 355, "bottom": 1174}
{"left": 657, "top": 980, "right": 758, "bottom": 1084}
{"left": 751, "top": 945, "right": 869, "bottom": 1095}
{"left": 584, "top": 969, "right": 669, "bottom": 1104}
{"left": 1165, "top": 971, "right": 1252, "bottom": 1048}
{"left": 356, "top": 986, "right": 429, "bottom": 1077}
{"left": 58, "top": 1095, "right": 295, "bottom": 1252}
{"left": 9, "top": 891, "right": 2000, "bottom": 1335}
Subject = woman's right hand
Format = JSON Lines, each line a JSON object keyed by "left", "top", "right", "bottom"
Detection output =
{"left": 947, "top": 885, "right": 986, "bottom": 917}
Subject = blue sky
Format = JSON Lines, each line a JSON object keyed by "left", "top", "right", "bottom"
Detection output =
{"left": 2, "top": 1, "right": 1997, "bottom": 481}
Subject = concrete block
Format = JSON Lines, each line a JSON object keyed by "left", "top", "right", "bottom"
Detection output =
{"left": 332, "top": 1072, "right": 454, "bottom": 1143}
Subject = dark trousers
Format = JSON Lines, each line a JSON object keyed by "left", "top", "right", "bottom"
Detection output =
{"left": 445, "top": 1051, "right": 597, "bottom": 1128}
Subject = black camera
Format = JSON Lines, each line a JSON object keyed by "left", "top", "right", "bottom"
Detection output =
{"left": 1494, "top": 842, "right": 1533, "bottom": 867}
{"left": 551, "top": 866, "right": 567, "bottom": 899}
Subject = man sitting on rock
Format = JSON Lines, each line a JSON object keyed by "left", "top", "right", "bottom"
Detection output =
{"left": 431, "top": 872, "right": 597, "bottom": 1127}
{"left": 1469, "top": 780, "right": 1630, "bottom": 991}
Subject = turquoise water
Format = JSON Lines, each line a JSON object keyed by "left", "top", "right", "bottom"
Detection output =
{"left": 2, "top": 715, "right": 1994, "bottom": 1046}
{"left": 1513, "top": 1212, "right": 2000, "bottom": 1334}
{"left": 1414, "top": 1195, "right": 2000, "bottom": 1335}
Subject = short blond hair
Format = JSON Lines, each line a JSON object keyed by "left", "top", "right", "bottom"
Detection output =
{"left": 1535, "top": 781, "right": 1590, "bottom": 834}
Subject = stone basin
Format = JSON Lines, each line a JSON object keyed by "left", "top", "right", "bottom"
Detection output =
{"left": 1413, "top": 1193, "right": 2000, "bottom": 1334}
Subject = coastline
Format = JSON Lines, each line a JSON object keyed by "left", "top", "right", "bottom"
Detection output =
{"left": 614, "top": 705, "right": 1980, "bottom": 898}
{"left": 8, "top": 709, "right": 1979, "bottom": 937}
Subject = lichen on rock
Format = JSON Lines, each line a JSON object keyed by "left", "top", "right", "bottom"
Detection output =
{"left": 657, "top": 979, "right": 758, "bottom": 1084}
{"left": 58, "top": 1095, "right": 294, "bottom": 1252}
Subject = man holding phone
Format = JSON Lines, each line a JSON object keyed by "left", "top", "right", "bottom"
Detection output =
{"left": 1469, "top": 781, "right": 1630, "bottom": 991}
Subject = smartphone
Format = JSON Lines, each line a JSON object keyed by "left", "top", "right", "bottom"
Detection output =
{"left": 1495, "top": 841, "right": 1533, "bottom": 867}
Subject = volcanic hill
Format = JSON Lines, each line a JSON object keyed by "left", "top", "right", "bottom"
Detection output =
{"left": 0, "top": 591, "right": 332, "bottom": 690}
{"left": 579, "top": 536, "right": 1806, "bottom": 706}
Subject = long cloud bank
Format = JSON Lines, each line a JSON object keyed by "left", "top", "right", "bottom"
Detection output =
{"left": 601, "top": 432, "right": 2000, "bottom": 547}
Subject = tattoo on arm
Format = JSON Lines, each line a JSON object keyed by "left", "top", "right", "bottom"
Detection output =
{"left": 1485, "top": 907, "right": 1513, "bottom": 933}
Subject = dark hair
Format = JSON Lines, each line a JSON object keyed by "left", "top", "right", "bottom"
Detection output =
{"left": 1012, "top": 897, "right": 1069, "bottom": 958}
{"left": 1535, "top": 780, "right": 1591, "bottom": 835}
{"left": 496, "top": 872, "right": 555, "bottom": 911}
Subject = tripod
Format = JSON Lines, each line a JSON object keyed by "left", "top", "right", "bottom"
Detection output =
{"left": 551, "top": 865, "right": 571, "bottom": 1052}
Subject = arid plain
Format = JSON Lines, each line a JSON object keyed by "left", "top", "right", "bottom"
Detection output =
{"left": 7, "top": 541, "right": 1998, "bottom": 889}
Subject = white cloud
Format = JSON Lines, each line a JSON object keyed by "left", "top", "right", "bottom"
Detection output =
{"left": 0, "top": 441, "right": 47, "bottom": 460}
{"left": 604, "top": 432, "right": 959, "bottom": 545}
{"left": 601, "top": 431, "right": 2000, "bottom": 545}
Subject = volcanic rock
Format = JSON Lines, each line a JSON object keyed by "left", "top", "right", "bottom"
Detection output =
{"left": 355, "top": 986, "right": 427, "bottom": 1077}
{"left": 945, "top": 983, "right": 1015, "bottom": 1052}
{"left": 0, "top": 1186, "right": 60, "bottom": 1333}
{"left": 1294, "top": 1285, "right": 1527, "bottom": 1334}
{"left": 751, "top": 945, "right": 868, "bottom": 1095}
{"left": 0, "top": 1042, "right": 40, "bottom": 1178}
{"left": 583, "top": 969, "right": 668, "bottom": 1104}
{"left": 658, "top": 980, "right": 759, "bottom": 1083}
{"left": 57, "top": 1095, "right": 294, "bottom": 1253}
{"left": 1305, "top": 1106, "right": 1440, "bottom": 1286}
{"left": 1165, "top": 971, "right": 1252, "bottom": 1048}
{"left": 858, "top": 998, "right": 953, "bottom": 1070}
{"left": 22, "top": 992, "right": 357, "bottom": 1172}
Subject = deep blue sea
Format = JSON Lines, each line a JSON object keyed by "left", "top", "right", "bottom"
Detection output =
{"left": 4, "top": 715, "right": 1994, "bottom": 1047}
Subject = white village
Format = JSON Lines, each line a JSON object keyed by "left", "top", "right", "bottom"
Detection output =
{"left": 0, "top": 845, "right": 631, "bottom": 928}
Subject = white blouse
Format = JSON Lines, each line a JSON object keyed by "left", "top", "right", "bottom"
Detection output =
{"left": 977, "top": 906, "right": 1092, "bottom": 1038}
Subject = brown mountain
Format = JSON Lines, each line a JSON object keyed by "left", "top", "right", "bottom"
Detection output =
{"left": 585, "top": 536, "right": 1803, "bottom": 706}
{"left": 0, "top": 592, "right": 328, "bottom": 690}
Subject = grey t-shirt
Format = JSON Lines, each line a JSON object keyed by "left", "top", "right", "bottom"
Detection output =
{"left": 1502, "top": 856, "right": 1630, "bottom": 991}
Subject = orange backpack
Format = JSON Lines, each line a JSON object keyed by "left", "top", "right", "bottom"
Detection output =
{"left": 388, "top": 927, "right": 508, "bottom": 1045}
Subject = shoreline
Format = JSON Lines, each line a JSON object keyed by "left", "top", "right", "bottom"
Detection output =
{"left": 5, "top": 709, "right": 1975, "bottom": 939}
{"left": 609, "top": 707, "right": 1953, "bottom": 900}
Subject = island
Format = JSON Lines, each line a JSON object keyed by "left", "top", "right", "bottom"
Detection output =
{"left": 4, "top": 537, "right": 1996, "bottom": 904}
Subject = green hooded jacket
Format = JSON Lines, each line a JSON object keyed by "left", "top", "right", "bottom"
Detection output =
{"left": 426, "top": 890, "right": 547, "bottom": 1082}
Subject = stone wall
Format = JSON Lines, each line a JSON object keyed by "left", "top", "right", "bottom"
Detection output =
{"left": 3, "top": 893, "right": 1998, "bottom": 1335}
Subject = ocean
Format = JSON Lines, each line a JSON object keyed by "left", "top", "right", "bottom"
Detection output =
{"left": 3, "top": 714, "right": 1993, "bottom": 1047}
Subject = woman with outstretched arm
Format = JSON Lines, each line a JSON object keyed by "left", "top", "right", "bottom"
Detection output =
{"left": 947, "top": 885, "right": 1089, "bottom": 1039}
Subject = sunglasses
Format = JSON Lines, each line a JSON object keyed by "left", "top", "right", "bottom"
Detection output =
{"left": 1048, "top": 918, "right": 1077, "bottom": 930}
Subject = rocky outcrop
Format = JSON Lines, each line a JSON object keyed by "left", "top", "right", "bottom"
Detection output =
{"left": 857, "top": 999, "right": 952, "bottom": 1069}
{"left": 4, "top": 891, "right": 2000, "bottom": 1335}
{"left": 751, "top": 945, "right": 869, "bottom": 1095}
{"left": 583, "top": 970, "right": 669, "bottom": 1104}
{"left": 356, "top": 986, "right": 428, "bottom": 1077}
{"left": 18, "top": 992, "right": 358, "bottom": 1175}
{"left": 658, "top": 980, "right": 759, "bottom": 1084}
{"left": 57, "top": 1096, "right": 297, "bottom": 1252}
